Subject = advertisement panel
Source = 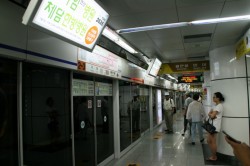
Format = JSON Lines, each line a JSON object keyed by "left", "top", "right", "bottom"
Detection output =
{"left": 23, "top": 0, "right": 109, "bottom": 51}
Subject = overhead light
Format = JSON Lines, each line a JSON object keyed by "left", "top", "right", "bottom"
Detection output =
{"left": 191, "top": 15, "right": 250, "bottom": 25}
{"left": 116, "top": 15, "right": 250, "bottom": 34}
{"left": 102, "top": 27, "right": 138, "bottom": 54}
{"left": 117, "top": 22, "right": 189, "bottom": 34}
{"left": 167, "top": 74, "right": 177, "bottom": 81}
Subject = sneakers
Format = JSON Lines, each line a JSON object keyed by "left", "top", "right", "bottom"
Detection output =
{"left": 200, "top": 138, "right": 204, "bottom": 143}
{"left": 192, "top": 142, "right": 195, "bottom": 145}
{"left": 181, "top": 133, "right": 185, "bottom": 136}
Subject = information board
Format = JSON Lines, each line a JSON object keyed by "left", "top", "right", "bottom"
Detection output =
{"left": 95, "top": 82, "right": 112, "bottom": 96}
{"left": 72, "top": 79, "right": 94, "bottom": 96}
{"left": 178, "top": 75, "right": 204, "bottom": 83}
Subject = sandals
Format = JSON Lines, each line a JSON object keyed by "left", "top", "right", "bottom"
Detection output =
{"left": 206, "top": 156, "right": 217, "bottom": 161}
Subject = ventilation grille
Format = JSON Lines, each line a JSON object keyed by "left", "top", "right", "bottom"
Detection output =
{"left": 184, "top": 33, "right": 212, "bottom": 43}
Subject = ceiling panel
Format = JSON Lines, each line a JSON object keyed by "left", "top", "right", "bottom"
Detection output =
{"left": 108, "top": 15, "right": 140, "bottom": 30}
{"left": 213, "top": 21, "right": 250, "bottom": 40}
{"left": 96, "top": 0, "right": 135, "bottom": 16}
{"left": 98, "top": 0, "right": 250, "bottom": 62}
{"left": 122, "top": 0, "right": 176, "bottom": 12}
{"left": 185, "top": 48, "right": 209, "bottom": 55}
{"left": 180, "top": 25, "right": 216, "bottom": 36}
{"left": 186, "top": 52, "right": 208, "bottom": 57}
{"left": 161, "top": 49, "right": 186, "bottom": 60}
{"left": 176, "top": 0, "right": 225, "bottom": 7}
{"left": 184, "top": 41, "right": 210, "bottom": 50}
{"left": 210, "top": 39, "right": 237, "bottom": 49}
{"left": 153, "top": 37, "right": 184, "bottom": 50}
{"left": 178, "top": 3, "right": 224, "bottom": 21}
{"left": 222, "top": 0, "right": 250, "bottom": 17}
{"left": 121, "top": 32, "right": 149, "bottom": 41}
{"left": 147, "top": 28, "right": 182, "bottom": 39}
{"left": 97, "top": 0, "right": 176, "bottom": 16}
{"left": 135, "top": 8, "right": 178, "bottom": 26}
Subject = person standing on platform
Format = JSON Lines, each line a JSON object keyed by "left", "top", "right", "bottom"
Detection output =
{"left": 127, "top": 95, "right": 141, "bottom": 132}
{"left": 206, "top": 92, "right": 225, "bottom": 161}
{"left": 163, "top": 92, "right": 175, "bottom": 134}
{"left": 186, "top": 93, "right": 206, "bottom": 145}
{"left": 182, "top": 93, "right": 193, "bottom": 136}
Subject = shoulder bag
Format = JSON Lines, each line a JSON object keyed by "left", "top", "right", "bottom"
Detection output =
{"left": 202, "top": 118, "right": 216, "bottom": 134}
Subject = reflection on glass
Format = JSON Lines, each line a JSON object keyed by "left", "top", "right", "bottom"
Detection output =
{"left": 152, "top": 89, "right": 157, "bottom": 127}
{"left": 74, "top": 96, "right": 95, "bottom": 166}
{"left": 119, "top": 81, "right": 143, "bottom": 150}
{"left": 128, "top": 95, "right": 140, "bottom": 132}
{"left": 139, "top": 86, "right": 149, "bottom": 134}
{"left": 23, "top": 63, "right": 72, "bottom": 166}
{"left": 96, "top": 96, "right": 113, "bottom": 164}
{"left": 156, "top": 89, "right": 163, "bottom": 124}
{"left": 0, "top": 58, "right": 18, "bottom": 165}
{"left": 119, "top": 81, "right": 132, "bottom": 151}
{"left": 130, "top": 84, "right": 140, "bottom": 142}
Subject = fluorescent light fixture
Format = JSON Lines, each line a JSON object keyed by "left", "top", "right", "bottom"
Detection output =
{"left": 116, "top": 15, "right": 250, "bottom": 34}
{"left": 167, "top": 74, "right": 177, "bottom": 81}
{"left": 229, "top": 57, "right": 237, "bottom": 63}
{"left": 191, "top": 15, "right": 250, "bottom": 25}
{"left": 102, "top": 27, "right": 138, "bottom": 54}
{"left": 117, "top": 22, "right": 189, "bottom": 34}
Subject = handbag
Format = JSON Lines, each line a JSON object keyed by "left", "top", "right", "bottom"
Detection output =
{"left": 202, "top": 118, "right": 216, "bottom": 134}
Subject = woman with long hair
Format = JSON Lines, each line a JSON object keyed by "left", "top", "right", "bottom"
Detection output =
{"left": 206, "top": 92, "right": 225, "bottom": 161}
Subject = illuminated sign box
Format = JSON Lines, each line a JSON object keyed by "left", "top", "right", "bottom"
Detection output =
{"left": 178, "top": 75, "right": 203, "bottom": 83}
{"left": 149, "top": 58, "right": 162, "bottom": 77}
{"left": 22, "top": 0, "right": 109, "bottom": 52}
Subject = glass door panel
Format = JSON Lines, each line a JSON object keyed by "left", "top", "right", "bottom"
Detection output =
{"left": 73, "top": 74, "right": 95, "bottom": 166}
{"left": 130, "top": 83, "right": 140, "bottom": 142}
{"left": 0, "top": 58, "right": 18, "bottom": 166}
{"left": 119, "top": 81, "right": 132, "bottom": 151}
{"left": 22, "top": 63, "right": 72, "bottom": 166}
{"left": 139, "top": 85, "right": 149, "bottom": 134}
{"left": 152, "top": 88, "right": 157, "bottom": 127}
{"left": 95, "top": 79, "right": 114, "bottom": 164}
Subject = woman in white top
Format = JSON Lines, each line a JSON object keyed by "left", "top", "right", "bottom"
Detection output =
{"left": 207, "top": 92, "right": 224, "bottom": 161}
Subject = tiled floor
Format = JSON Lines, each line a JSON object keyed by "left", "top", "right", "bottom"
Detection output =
{"left": 105, "top": 115, "right": 231, "bottom": 166}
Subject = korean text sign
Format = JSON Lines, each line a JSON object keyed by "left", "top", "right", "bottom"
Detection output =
{"left": 23, "top": 0, "right": 109, "bottom": 51}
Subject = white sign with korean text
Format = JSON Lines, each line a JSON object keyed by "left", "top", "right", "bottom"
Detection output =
{"left": 78, "top": 45, "right": 121, "bottom": 78}
{"left": 95, "top": 82, "right": 112, "bottom": 96}
{"left": 23, "top": 0, "right": 109, "bottom": 51}
{"left": 72, "top": 79, "right": 94, "bottom": 96}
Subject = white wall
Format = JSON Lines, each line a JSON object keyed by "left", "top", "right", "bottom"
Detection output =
{"left": 209, "top": 45, "right": 250, "bottom": 156}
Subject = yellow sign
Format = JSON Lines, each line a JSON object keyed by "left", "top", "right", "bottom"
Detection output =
{"left": 236, "top": 37, "right": 250, "bottom": 60}
{"left": 158, "top": 61, "right": 209, "bottom": 75}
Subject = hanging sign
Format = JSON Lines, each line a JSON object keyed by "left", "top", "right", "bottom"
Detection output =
{"left": 159, "top": 61, "right": 209, "bottom": 74}
{"left": 236, "top": 36, "right": 250, "bottom": 60}
{"left": 22, "top": 0, "right": 109, "bottom": 52}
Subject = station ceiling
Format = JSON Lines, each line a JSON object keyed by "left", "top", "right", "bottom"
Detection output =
{"left": 96, "top": 0, "right": 250, "bottom": 63}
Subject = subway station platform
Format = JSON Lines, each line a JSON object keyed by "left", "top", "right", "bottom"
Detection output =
{"left": 106, "top": 115, "right": 240, "bottom": 166}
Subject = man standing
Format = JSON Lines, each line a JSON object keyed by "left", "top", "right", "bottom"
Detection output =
{"left": 127, "top": 95, "right": 140, "bottom": 132}
{"left": 182, "top": 93, "right": 193, "bottom": 136}
{"left": 186, "top": 93, "right": 206, "bottom": 145}
{"left": 163, "top": 92, "right": 175, "bottom": 134}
